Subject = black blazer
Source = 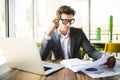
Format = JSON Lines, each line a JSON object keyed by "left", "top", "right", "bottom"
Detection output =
{"left": 40, "top": 27, "right": 103, "bottom": 60}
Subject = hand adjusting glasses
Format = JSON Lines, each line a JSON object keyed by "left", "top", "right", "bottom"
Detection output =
{"left": 59, "top": 18, "right": 75, "bottom": 25}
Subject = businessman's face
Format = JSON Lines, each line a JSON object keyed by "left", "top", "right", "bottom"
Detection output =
{"left": 58, "top": 13, "right": 74, "bottom": 35}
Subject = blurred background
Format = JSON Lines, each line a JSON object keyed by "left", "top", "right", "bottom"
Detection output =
{"left": 1, "top": 0, "right": 120, "bottom": 64}
{"left": 0, "top": 0, "right": 120, "bottom": 41}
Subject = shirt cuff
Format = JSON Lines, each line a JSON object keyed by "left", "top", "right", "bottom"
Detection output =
{"left": 45, "top": 34, "right": 51, "bottom": 40}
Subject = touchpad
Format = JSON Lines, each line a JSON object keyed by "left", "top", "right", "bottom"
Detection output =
{"left": 44, "top": 66, "right": 52, "bottom": 71}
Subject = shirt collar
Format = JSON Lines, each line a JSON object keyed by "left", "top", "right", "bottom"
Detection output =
{"left": 57, "top": 29, "right": 70, "bottom": 38}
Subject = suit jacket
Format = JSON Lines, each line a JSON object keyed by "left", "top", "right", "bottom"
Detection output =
{"left": 40, "top": 27, "right": 103, "bottom": 60}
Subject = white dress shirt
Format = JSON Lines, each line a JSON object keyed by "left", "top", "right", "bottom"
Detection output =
{"left": 44, "top": 29, "right": 71, "bottom": 59}
{"left": 57, "top": 29, "right": 71, "bottom": 59}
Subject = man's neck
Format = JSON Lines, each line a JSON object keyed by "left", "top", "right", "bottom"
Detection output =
{"left": 57, "top": 29, "right": 70, "bottom": 37}
{"left": 58, "top": 29, "right": 69, "bottom": 36}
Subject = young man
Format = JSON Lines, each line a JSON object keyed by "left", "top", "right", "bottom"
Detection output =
{"left": 40, "top": 5, "right": 116, "bottom": 68}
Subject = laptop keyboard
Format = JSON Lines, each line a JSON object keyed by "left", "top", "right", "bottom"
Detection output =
{"left": 43, "top": 66, "right": 52, "bottom": 71}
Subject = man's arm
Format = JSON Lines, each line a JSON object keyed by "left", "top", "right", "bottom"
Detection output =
{"left": 80, "top": 30, "right": 103, "bottom": 60}
{"left": 40, "top": 36, "right": 52, "bottom": 60}
{"left": 80, "top": 30, "right": 116, "bottom": 68}
{"left": 40, "top": 17, "right": 59, "bottom": 60}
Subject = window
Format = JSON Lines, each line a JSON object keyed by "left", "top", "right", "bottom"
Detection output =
{"left": 0, "top": 0, "right": 5, "bottom": 37}
{"left": 14, "top": 0, "right": 33, "bottom": 38}
{"left": 91, "top": 0, "right": 120, "bottom": 41}
{"left": 37, "top": 0, "right": 62, "bottom": 42}
{"left": 0, "top": 0, "right": 6, "bottom": 65}
{"left": 3, "top": 0, "right": 120, "bottom": 40}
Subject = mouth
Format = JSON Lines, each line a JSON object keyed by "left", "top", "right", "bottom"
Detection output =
{"left": 64, "top": 26, "right": 70, "bottom": 29}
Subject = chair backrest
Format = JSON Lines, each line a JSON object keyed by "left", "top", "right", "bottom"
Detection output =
{"left": 104, "top": 43, "right": 120, "bottom": 53}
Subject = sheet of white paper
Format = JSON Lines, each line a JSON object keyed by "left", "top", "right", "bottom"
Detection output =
{"left": 61, "top": 54, "right": 120, "bottom": 78}
{"left": 77, "top": 54, "right": 110, "bottom": 71}
{"left": 80, "top": 61, "right": 120, "bottom": 78}
{"left": 60, "top": 58, "right": 92, "bottom": 72}
{"left": 60, "top": 54, "right": 110, "bottom": 72}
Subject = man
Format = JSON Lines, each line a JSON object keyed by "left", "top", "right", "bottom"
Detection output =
{"left": 40, "top": 5, "right": 116, "bottom": 68}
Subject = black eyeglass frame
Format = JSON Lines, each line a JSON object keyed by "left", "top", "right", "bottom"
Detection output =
{"left": 59, "top": 18, "right": 75, "bottom": 25}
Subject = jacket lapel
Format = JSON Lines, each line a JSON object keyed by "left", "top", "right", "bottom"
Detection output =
{"left": 70, "top": 29, "right": 74, "bottom": 58}
{"left": 53, "top": 30, "right": 64, "bottom": 58}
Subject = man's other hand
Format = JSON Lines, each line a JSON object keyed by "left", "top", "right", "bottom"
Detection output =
{"left": 104, "top": 56, "right": 116, "bottom": 68}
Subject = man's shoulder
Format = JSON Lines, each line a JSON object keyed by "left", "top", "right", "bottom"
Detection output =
{"left": 51, "top": 29, "right": 58, "bottom": 38}
{"left": 70, "top": 27, "right": 83, "bottom": 32}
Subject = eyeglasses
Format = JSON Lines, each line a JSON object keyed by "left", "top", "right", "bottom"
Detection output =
{"left": 59, "top": 18, "right": 75, "bottom": 25}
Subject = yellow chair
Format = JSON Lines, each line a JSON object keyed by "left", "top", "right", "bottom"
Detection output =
{"left": 104, "top": 43, "right": 120, "bottom": 57}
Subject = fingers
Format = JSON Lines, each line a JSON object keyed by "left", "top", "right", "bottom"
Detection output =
{"left": 52, "top": 18, "right": 59, "bottom": 28}
{"left": 107, "top": 56, "right": 116, "bottom": 68}
{"left": 53, "top": 18, "right": 59, "bottom": 23}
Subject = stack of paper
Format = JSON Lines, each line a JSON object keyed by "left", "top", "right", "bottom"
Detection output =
{"left": 60, "top": 58, "right": 93, "bottom": 72}
{"left": 60, "top": 54, "right": 110, "bottom": 72}
{"left": 60, "top": 54, "right": 120, "bottom": 78}
{"left": 80, "top": 63, "right": 120, "bottom": 78}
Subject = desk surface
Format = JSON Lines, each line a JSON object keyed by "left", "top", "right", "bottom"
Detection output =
{"left": 0, "top": 60, "right": 120, "bottom": 80}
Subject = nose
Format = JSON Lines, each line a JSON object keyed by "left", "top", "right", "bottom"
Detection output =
{"left": 65, "top": 23, "right": 71, "bottom": 28}
{"left": 66, "top": 22, "right": 71, "bottom": 27}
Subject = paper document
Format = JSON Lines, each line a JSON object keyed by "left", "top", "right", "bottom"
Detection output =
{"left": 61, "top": 54, "right": 120, "bottom": 78}
{"left": 60, "top": 54, "right": 110, "bottom": 72}
{"left": 77, "top": 54, "right": 110, "bottom": 71}
{"left": 80, "top": 61, "right": 120, "bottom": 78}
{"left": 60, "top": 58, "right": 92, "bottom": 72}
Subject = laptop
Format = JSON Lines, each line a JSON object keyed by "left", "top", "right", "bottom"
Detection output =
{"left": 0, "top": 38, "right": 64, "bottom": 75}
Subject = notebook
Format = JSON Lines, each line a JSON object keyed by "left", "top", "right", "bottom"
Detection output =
{"left": 0, "top": 38, "right": 64, "bottom": 75}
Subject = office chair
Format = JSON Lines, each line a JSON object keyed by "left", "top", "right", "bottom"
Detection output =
{"left": 104, "top": 43, "right": 120, "bottom": 57}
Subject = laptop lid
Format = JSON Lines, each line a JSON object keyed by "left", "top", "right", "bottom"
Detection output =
{"left": 0, "top": 38, "right": 64, "bottom": 75}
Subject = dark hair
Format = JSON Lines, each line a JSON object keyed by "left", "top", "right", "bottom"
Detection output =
{"left": 56, "top": 5, "right": 76, "bottom": 17}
